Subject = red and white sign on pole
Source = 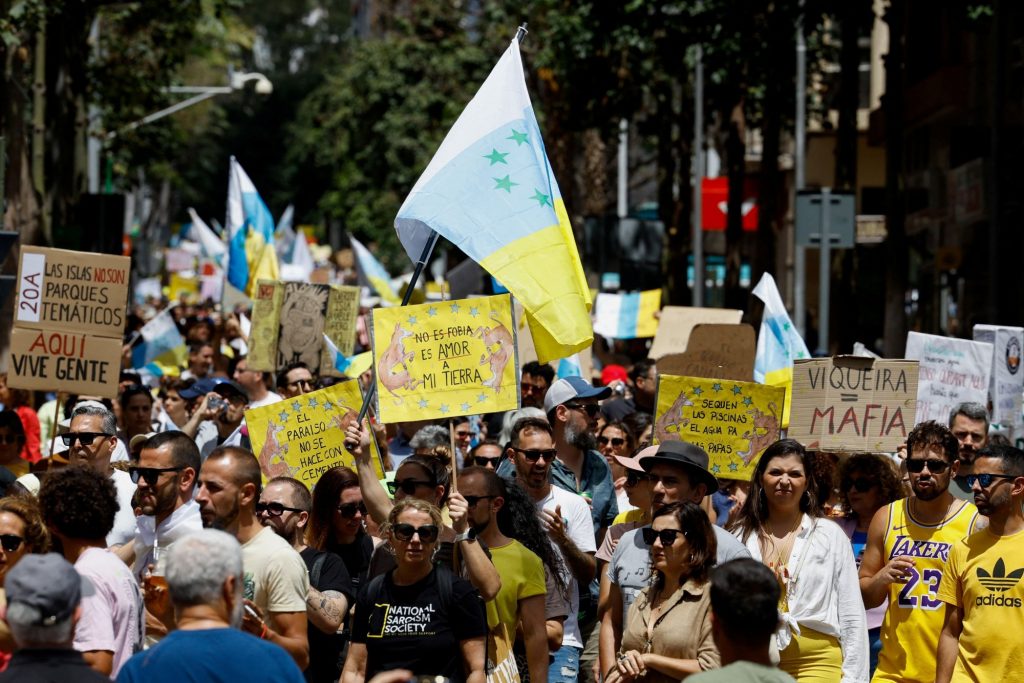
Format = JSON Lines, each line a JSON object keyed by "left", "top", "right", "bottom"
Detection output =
{"left": 701, "top": 177, "right": 759, "bottom": 231}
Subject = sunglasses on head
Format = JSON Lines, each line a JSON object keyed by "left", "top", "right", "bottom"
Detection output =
{"left": 962, "top": 473, "right": 1017, "bottom": 489}
{"left": 60, "top": 432, "right": 111, "bottom": 447}
{"left": 906, "top": 458, "right": 950, "bottom": 474}
{"left": 514, "top": 448, "right": 558, "bottom": 463}
{"left": 597, "top": 436, "right": 626, "bottom": 448}
{"left": 844, "top": 478, "right": 877, "bottom": 493}
{"left": 625, "top": 472, "right": 651, "bottom": 488}
{"left": 255, "top": 501, "right": 304, "bottom": 517}
{"left": 387, "top": 479, "right": 435, "bottom": 496}
{"left": 391, "top": 523, "right": 439, "bottom": 543}
{"left": 473, "top": 455, "right": 503, "bottom": 468}
{"left": 641, "top": 527, "right": 686, "bottom": 546}
{"left": 0, "top": 534, "right": 23, "bottom": 553}
{"left": 337, "top": 502, "right": 367, "bottom": 518}
{"left": 565, "top": 402, "right": 600, "bottom": 418}
{"left": 128, "top": 466, "right": 185, "bottom": 485}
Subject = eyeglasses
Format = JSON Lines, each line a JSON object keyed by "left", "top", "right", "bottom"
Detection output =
{"left": 464, "top": 495, "right": 496, "bottom": 508}
{"left": 0, "top": 434, "right": 20, "bottom": 445}
{"left": 641, "top": 527, "right": 687, "bottom": 546}
{"left": 60, "top": 432, "right": 112, "bottom": 447}
{"left": 521, "top": 383, "right": 544, "bottom": 395}
{"left": 255, "top": 501, "right": 305, "bottom": 517}
{"left": 564, "top": 402, "right": 600, "bottom": 418}
{"left": 514, "top": 448, "right": 558, "bottom": 463}
{"left": 906, "top": 458, "right": 950, "bottom": 474}
{"left": 129, "top": 466, "right": 186, "bottom": 486}
{"left": 337, "top": 502, "right": 367, "bottom": 518}
{"left": 597, "top": 436, "right": 626, "bottom": 448}
{"left": 286, "top": 378, "right": 314, "bottom": 389}
{"left": 391, "top": 523, "right": 440, "bottom": 543}
{"left": 387, "top": 479, "right": 435, "bottom": 496}
{"left": 844, "top": 478, "right": 877, "bottom": 493}
{"left": 625, "top": 472, "right": 651, "bottom": 488}
{"left": 963, "top": 473, "right": 1017, "bottom": 489}
{"left": 455, "top": 430, "right": 472, "bottom": 438}
{"left": 0, "top": 534, "right": 23, "bottom": 553}
{"left": 474, "top": 456, "right": 503, "bottom": 468}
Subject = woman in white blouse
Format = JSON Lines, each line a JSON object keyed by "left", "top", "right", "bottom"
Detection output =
{"left": 728, "top": 439, "right": 868, "bottom": 682}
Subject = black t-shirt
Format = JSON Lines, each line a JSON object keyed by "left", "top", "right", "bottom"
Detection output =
{"left": 352, "top": 569, "right": 487, "bottom": 683}
{"left": 329, "top": 531, "right": 374, "bottom": 596}
{"left": 300, "top": 548, "right": 353, "bottom": 683}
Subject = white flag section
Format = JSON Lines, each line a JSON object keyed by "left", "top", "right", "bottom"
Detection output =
{"left": 280, "top": 229, "right": 315, "bottom": 282}
{"left": 187, "top": 208, "right": 227, "bottom": 263}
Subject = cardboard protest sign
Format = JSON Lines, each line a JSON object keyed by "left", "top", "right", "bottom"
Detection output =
{"left": 248, "top": 280, "right": 360, "bottom": 376}
{"left": 789, "top": 356, "right": 918, "bottom": 452}
{"left": 8, "top": 328, "right": 123, "bottom": 397}
{"left": 973, "top": 325, "right": 1024, "bottom": 425}
{"left": 905, "top": 332, "right": 992, "bottom": 425}
{"left": 654, "top": 374, "right": 784, "bottom": 479}
{"left": 371, "top": 294, "right": 519, "bottom": 423}
{"left": 14, "top": 246, "right": 130, "bottom": 338}
{"left": 247, "top": 380, "right": 385, "bottom": 486}
{"left": 647, "top": 306, "right": 742, "bottom": 360}
{"left": 655, "top": 324, "right": 755, "bottom": 381}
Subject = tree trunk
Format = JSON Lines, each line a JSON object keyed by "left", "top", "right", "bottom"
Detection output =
{"left": 882, "top": 0, "right": 907, "bottom": 357}
{"left": 580, "top": 128, "right": 608, "bottom": 217}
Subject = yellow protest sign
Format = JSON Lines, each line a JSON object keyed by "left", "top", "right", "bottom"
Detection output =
{"left": 246, "top": 380, "right": 384, "bottom": 487}
{"left": 654, "top": 374, "right": 785, "bottom": 479}
{"left": 371, "top": 294, "right": 519, "bottom": 423}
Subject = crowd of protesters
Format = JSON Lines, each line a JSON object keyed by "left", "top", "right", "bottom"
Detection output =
{"left": 0, "top": 304, "right": 1019, "bottom": 683}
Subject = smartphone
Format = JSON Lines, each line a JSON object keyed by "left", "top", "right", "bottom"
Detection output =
{"left": 208, "top": 395, "right": 228, "bottom": 412}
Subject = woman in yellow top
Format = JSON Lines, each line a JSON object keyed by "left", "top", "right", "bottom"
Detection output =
{"left": 606, "top": 502, "right": 720, "bottom": 683}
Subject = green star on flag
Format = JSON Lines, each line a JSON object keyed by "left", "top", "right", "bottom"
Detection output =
{"left": 507, "top": 129, "right": 528, "bottom": 146}
{"left": 484, "top": 149, "right": 509, "bottom": 165}
{"left": 531, "top": 189, "right": 551, "bottom": 207}
{"left": 493, "top": 175, "right": 518, "bottom": 193}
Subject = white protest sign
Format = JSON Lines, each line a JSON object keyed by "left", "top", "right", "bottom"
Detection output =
{"left": 905, "top": 332, "right": 993, "bottom": 425}
{"left": 973, "top": 325, "right": 1024, "bottom": 425}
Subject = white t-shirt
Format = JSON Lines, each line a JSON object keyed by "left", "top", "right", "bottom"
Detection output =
{"left": 74, "top": 547, "right": 144, "bottom": 676}
{"left": 107, "top": 469, "right": 138, "bottom": 547}
{"left": 535, "top": 486, "right": 596, "bottom": 649}
{"left": 249, "top": 391, "right": 282, "bottom": 409}
{"left": 241, "top": 526, "right": 309, "bottom": 615}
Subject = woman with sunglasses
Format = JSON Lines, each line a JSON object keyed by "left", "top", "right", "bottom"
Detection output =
{"left": 0, "top": 496, "right": 50, "bottom": 669}
{"left": 836, "top": 453, "right": 904, "bottom": 675}
{"left": 342, "top": 499, "right": 487, "bottom": 683}
{"left": 729, "top": 439, "right": 868, "bottom": 682}
{"left": 599, "top": 422, "right": 637, "bottom": 515}
{"left": 605, "top": 502, "right": 719, "bottom": 683}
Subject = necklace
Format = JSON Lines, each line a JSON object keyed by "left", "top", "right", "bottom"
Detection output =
{"left": 759, "top": 514, "right": 803, "bottom": 606}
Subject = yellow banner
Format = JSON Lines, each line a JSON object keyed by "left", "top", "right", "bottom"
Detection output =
{"left": 246, "top": 380, "right": 384, "bottom": 487}
{"left": 654, "top": 374, "right": 785, "bottom": 480}
{"left": 371, "top": 294, "right": 519, "bottom": 422}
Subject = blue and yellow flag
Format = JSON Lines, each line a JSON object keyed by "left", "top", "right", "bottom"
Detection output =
{"left": 752, "top": 272, "right": 810, "bottom": 427}
{"left": 227, "top": 157, "right": 279, "bottom": 297}
{"left": 350, "top": 236, "right": 400, "bottom": 304}
{"left": 395, "top": 39, "right": 592, "bottom": 364}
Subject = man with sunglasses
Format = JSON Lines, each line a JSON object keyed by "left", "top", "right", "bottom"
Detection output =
{"left": 195, "top": 446, "right": 310, "bottom": 670}
{"left": 936, "top": 443, "right": 1024, "bottom": 683}
{"left": 258, "top": 477, "right": 354, "bottom": 683}
{"left": 64, "top": 402, "right": 138, "bottom": 548}
{"left": 277, "top": 362, "right": 317, "bottom": 400}
{"left": 470, "top": 441, "right": 504, "bottom": 470}
{"left": 947, "top": 402, "right": 989, "bottom": 501}
{"left": 860, "top": 421, "right": 981, "bottom": 683}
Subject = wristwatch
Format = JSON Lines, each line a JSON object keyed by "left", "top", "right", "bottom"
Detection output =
{"left": 454, "top": 528, "right": 477, "bottom": 544}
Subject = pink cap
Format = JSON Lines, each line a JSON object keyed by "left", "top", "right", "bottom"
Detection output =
{"left": 614, "top": 445, "right": 659, "bottom": 473}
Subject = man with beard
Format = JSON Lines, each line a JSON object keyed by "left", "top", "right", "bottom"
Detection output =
{"left": 936, "top": 443, "right": 1024, "bottom": 682}
{"left": 195, "top": 446, "right": 309, "bottom": 670}
{"left": 948, "top": 402, "right": 989, "bottom": 501}
{"left": 116, "top": 529, "right": 305, "bottom": 683}
{"left": 859, "top": 421, "right": 981, "bottom": 683}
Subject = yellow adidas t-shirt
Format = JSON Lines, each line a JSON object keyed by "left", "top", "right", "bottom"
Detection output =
{"left": 937, "top": 526, "right": 1024, "bottom": 682}
{"left": 873, "top": 498, "right": 978, "bottom": 683}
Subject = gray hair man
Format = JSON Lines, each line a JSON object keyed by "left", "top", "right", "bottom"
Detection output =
{"left": 0, "top": 554, "right": 108, "bottom": 682}
{"left": 117, "top": 529, "right": 305, "bottom": 682}
{"left": 948, "top": 401, "right": 989, "bottom": 500}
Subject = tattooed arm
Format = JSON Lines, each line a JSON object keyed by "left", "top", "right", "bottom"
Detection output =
{"left": 307, "top": 587, "right": 349, "bottom": 634}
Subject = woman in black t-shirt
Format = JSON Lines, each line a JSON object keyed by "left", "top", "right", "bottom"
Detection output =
{"left": 342, "top": 499, "right": 487, "bottom": 683}
{"left": 307, "top": 466, "right": 377, "bottom": 592}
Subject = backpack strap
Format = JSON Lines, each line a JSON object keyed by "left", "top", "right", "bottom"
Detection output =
{"left": 434, "top": 564, "right": 455, "bottom": 613}
{"left": 310, "top": 552, "right": 329, "bottom": 588}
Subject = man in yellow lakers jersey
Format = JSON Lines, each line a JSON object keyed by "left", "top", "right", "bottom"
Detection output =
{"left": 937, "top": 443, "right": 1024, "bottom": 682}
{"left": 860, "top": 421, "right": 979, "bottom": 682}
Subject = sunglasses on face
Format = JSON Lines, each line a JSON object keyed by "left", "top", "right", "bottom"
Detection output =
{"left": 564, "top": 402, "right": 600, "bottom": 418}
{"left": 255, "top": 501, "right": 305, "bottom": 517}
{"left": 514, "top": 448, "right": 558, "bottom": 463}
{"left": 962, "top": 473, "right": 1017, "bottom": 489}
{"left": 473, "top": 456, "right": 503, "bottom": 468}
{"left": 455, "top": 430, "right": 472, "bottom": 439}
{"left": 337, "top": 502, "right": 367, "bottom": 518}
{"left": 641, "top": 527, "right": 686, "bottom": 546}
{"left": 597, "top": 436, "right": 626, "bottom": 448}
{"left": 625, "top": 472, "right": 651, "bottom": 488}
{"left": 906, "top": 458, "right": 950, "bottom": 474}
{"left": 286, "top": 378, "right": 314, "bottom": 389}
{"left": 128, "top": 466, "right": 185, "bottom": 485}
{"left": 0, "top": 534, "right": 23, "bottom": 553}
{"left": 391, "top": 523, "right": 439, "bottom": 543}
{"left": 464, "top": 495, "right": 496, "bottom": 508}
{"left": 387, "top": 479, "right": 435, "bottom": 496}
{"left": 60, "top": 432, "right": 111, "bottom": 447}
{"left": 521, "top": 384, "right": 544, "bottom": 395}
{"left": 844, "top": 478, "right": 877, "bottom": 493}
